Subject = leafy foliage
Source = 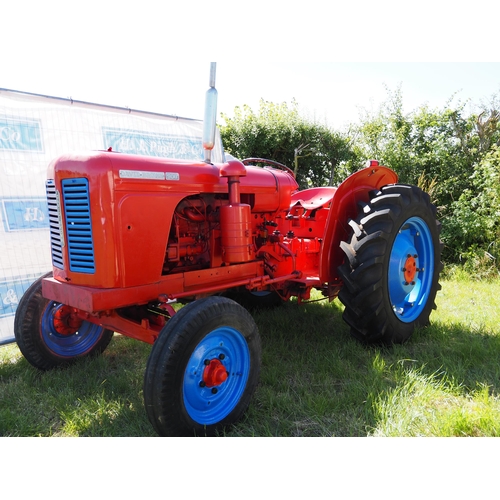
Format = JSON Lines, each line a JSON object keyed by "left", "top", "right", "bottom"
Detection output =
{"left": 444, "top": 146, "right": 500, "bottom": 275}
{"left": 219, "top": 89, "right": 500, "bottom": 272}
{"left": 220, "top": 99, "right": 355, "bottom": 188}
{"left": 348, "top": 86, "right": 500, "bottom": 272}
{"left": 351, "top": 87, "right": 494, "bottom": 207}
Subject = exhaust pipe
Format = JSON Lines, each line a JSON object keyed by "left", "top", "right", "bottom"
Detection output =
{"left": 203, "top": 62, "right": 218, "bottom": 163}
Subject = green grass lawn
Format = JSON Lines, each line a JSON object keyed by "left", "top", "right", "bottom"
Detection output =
{"left": 2, "top": 276, "right": 500, "bottom": 437}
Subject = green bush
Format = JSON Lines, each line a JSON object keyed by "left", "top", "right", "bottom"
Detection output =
{"left": 442, "top": 146, "right": 500, "bottom": 275}
{"left": 219, "top": 89, "right": 500, "bottom": 272}
{"left": 220, "top": 99, "right": 355, "bottom": 189}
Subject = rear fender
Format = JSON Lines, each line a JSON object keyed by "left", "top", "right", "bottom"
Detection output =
{"left": 319, "top": 165, "right": 398, "bottom": 284}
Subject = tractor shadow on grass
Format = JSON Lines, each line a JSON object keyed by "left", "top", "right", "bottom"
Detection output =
{"left": 230, "top": 298, "right": 500, "bottom": 436}
{"left": 0, "top": 335, "right": 155, "bottom": 436}
{"left": 2, "top": 298, "right": 500, "bottom": 436}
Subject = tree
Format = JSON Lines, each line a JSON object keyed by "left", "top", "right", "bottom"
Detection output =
{"left": 444, "top": 146, "right": 500, "bottom": 274}
{"left": 352, "top": 85, "right": 500, "bottom": 270}
{"left": 219, "top": 92, "right": 500, "bottom": 272}
{"left": 352, "top": 87, "right": 475, "bottom": 207}
{"left": 219, "top": 100, "right": 355, "bottom": 189}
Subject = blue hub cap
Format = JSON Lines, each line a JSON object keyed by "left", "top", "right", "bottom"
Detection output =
{"left": 183, "top": 326, "right": 250, "bottom": 425}
{"left": 388, "top": 217, "right": 435, "bottom": 323}
{"left": 41, "top": 302, "right": 105, "bottom": 357}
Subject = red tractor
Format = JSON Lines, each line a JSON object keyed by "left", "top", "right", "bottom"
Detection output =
{"left": 14, "top": 66, "right": 443, "bottom": 436}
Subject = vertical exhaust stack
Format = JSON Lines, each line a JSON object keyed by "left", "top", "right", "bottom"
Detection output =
{"left": 203, "top": 62, "right": 218, "bottom": 163}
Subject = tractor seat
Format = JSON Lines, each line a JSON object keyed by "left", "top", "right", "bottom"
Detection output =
{"left": 289, "top": 186, "right": 337, "bottom": 212}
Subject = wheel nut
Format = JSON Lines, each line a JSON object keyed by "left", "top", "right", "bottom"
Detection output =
{"left": 204, "top": 359, "right": 210, "bottom": 365}
{"left": 211, "top": 388, "right": 218, "bottom": 394}
{"left": 199, "top": 381, "right": 206, "bottom": 387}
{"left": 219, "top": 353, "right": 225, "bottom": 360}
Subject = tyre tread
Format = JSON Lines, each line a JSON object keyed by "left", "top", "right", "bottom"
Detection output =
{"left": 338, "top": 184, "right": 443, "bottom": 345}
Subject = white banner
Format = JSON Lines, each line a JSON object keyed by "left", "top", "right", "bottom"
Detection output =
{"left": 0, "top": 89, "right": 224, "bottom": 344}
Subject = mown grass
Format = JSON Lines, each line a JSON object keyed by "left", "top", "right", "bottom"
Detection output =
{"left": 2, "top": 276, "right": 500, "bottom": 437}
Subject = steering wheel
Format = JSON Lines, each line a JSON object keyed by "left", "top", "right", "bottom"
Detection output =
{"left": 242, "top": 158, "right": 295, "bottom": 178}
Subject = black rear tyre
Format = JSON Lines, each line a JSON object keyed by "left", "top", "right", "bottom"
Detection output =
{"left": 143, "top": 296, "right": 261, "bottom": 436}
{"left": 338, "top": 184, "right": 443, "bottom": 345}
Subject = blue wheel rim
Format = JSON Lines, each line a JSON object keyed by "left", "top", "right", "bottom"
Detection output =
{"left": 41, "top": 302, "right": 105, "bottom": 357}
{"left": 183, "top": 327, "right": 250, "bottom": 425}
{"left": 388, "top": 217, "right": 435, "bottom": 323}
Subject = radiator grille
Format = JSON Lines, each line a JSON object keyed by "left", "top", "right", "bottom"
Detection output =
{"left": 61, "top": 178, "right": 96, "bottom": 273}
{"left": 46, "top": 180, "right": 64, "bottom": 269}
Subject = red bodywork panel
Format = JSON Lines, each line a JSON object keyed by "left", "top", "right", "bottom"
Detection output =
{"left": 47, "top": 152, "right": 297, "bottom": 289}
{"left": 42, "top": 151, "right": 397, "bottom": 344}
{"left": 319, "top": 166, "right": 398, "bottom": 284}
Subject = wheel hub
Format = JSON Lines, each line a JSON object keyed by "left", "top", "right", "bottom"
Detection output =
{"left": 52, "top": 305, "right": 83, "bottom": 335}
{"left": 403, "top": 255, "right": 417, "bottom": 284}
{"left": 203, "top": 359, "right": 228, "bottom": 388}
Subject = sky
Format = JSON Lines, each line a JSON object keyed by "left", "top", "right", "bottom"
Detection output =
{"left": 3, "top": 62, "right": 500, "bottom": 131}
{"left": 2, "top": 2, "right": 499, "bottom": 132}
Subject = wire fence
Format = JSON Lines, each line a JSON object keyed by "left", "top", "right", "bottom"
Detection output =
{"left": 0, "top": 89, "right": 222, "bottom": 344}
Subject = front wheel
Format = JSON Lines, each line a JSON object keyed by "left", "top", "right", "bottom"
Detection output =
{"left": 338, "top": 184, "right": 443, "bottom": 345}
{"left": 14, "top": 272, "right": 114, "bottom": 370}
{"left": 143, "top": 296, "right": 261, "bottom": 436}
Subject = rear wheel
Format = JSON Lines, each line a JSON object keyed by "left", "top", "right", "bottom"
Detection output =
{"left": 14, "top": 272, "right": 113, "bottom": 370}
{"left": 338, "top": 184, "right": 443, "bottom": 344}
{"left": 143, "top": 296, "right": 261, "bottom": 436}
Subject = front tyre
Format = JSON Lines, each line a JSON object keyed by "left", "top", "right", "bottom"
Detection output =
{"left": 143, "top": 296, "right": 262, "bottom": 436}
{"left": 14, "top": 272, "right": 114, "bottom": 371}
{"left": 338, "top": 184, "right": 443, "bottom": 345}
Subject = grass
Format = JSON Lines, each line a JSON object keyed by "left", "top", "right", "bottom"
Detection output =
{"left": 2, "top": 276, "right": 500, "bottom": 437}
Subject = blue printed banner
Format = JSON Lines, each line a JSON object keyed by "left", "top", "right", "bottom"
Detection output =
{"left": 102, "top": 127, "right": 203, "bottom": 160}
{"left": 0, "top": 117, "right": 43, "bottom": 152}
{"left": 0, "top": 276, "right": 42, "bottom": 319}
{"left": 1, "top": 198, "right": 49, "bottom": 232}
